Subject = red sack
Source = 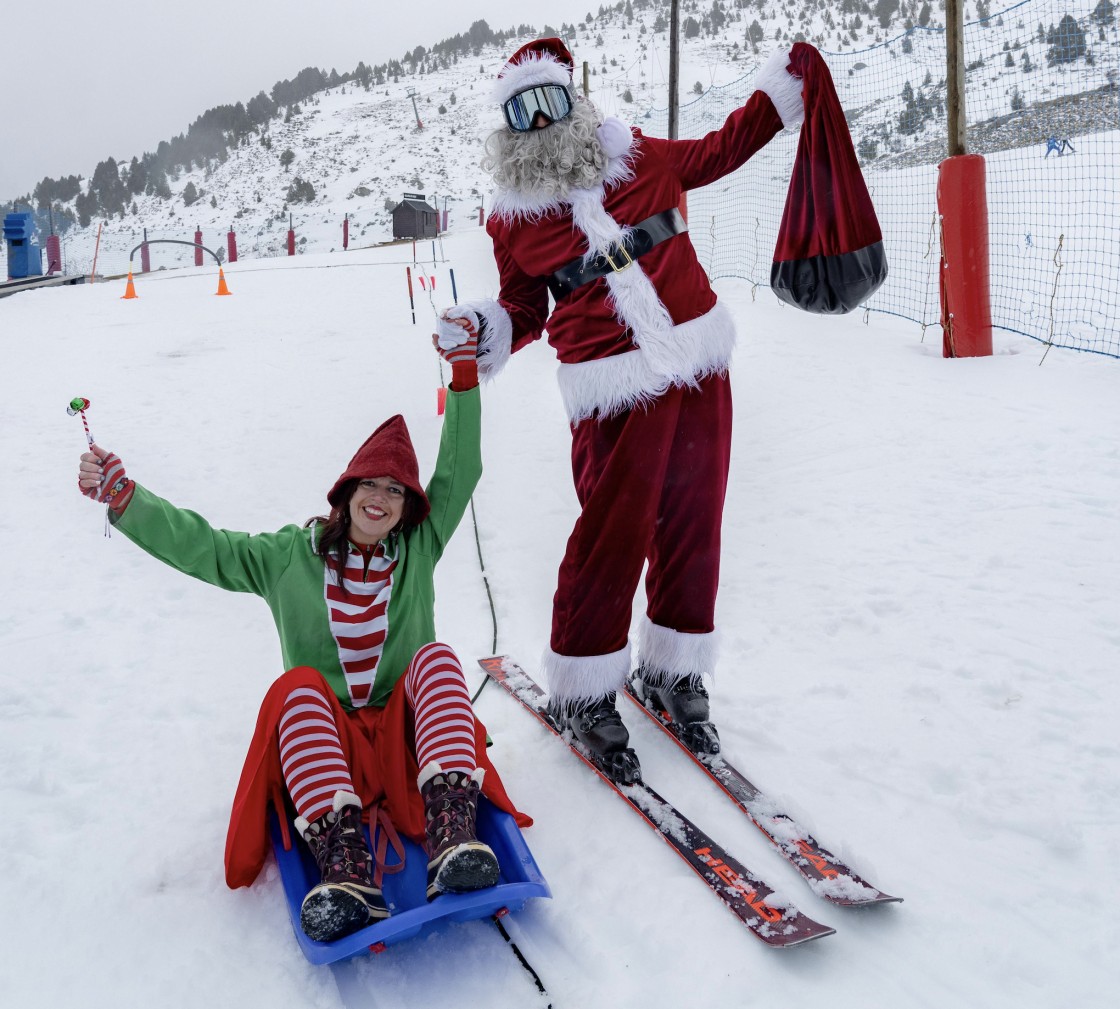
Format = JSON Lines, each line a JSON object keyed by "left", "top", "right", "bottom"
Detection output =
{"left": 771, "top": 43, "right": 887, "bottom": 315}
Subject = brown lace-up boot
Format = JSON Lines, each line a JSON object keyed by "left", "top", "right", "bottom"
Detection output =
{"left": 295, "top": 790, "right": 389, "bottom": 942}
{"left": 417, "top": 763, "right": 500, "bottom": 900}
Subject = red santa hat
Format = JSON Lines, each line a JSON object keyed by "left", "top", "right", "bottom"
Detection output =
{"left": 327, "top": 414, "right": 430, "bottom": 524}
{"left": 494, "top": 37, "right": 574, "bottom": 106}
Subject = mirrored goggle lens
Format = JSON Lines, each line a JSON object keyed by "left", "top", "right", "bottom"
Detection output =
{"left": 503, "top": 85, "right": 573, "bottom": 131}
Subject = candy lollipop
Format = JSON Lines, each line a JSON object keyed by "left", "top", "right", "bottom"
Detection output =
{"left": 67, "top": 397, "right": 95, "bottom": 448}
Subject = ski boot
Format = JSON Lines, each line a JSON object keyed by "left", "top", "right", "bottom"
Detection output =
{"left": 296, "top": 790, "right": 390, "bottom": 942}
{"left": 418, "top": 763, "right": 501, "bottom": 900}
{"left": 547, "top": 693, "right": 642, "bottom": 785}
{"left": 631, "top": 668, "right": 721, "bottom": 757}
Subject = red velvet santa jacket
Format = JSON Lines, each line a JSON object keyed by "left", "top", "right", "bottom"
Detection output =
{"left": 464, "top": 52, "right": 804, "bottom": 424}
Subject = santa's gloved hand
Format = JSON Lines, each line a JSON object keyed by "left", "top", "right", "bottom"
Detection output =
{"left": 78, "top": 444, "right": 135, "bottom": 513}
{"left": 432, "top": 315, "right": 479, "bottom": 391}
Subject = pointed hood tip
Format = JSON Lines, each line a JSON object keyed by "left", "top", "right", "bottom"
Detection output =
{"left": 327, "top": 414, "right": 430, "bottom": 525}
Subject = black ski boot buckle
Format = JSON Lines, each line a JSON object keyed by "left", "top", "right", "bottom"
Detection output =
{"left": 597, "top": 747, "right": 642, "bottom": 785}
{"left": 680, "top": 720, "right": 721, "bottom": 757}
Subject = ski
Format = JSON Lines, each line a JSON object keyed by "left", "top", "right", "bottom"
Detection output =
{"left": 479, "top": 656, "right": 835, "bottom": 948}
{"left": 622, "top": 679, "right": 901, "bottom": 907}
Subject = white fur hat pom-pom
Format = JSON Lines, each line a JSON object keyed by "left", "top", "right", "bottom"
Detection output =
{"left": 596, "top": 116, "right": 633, "bottom": 159}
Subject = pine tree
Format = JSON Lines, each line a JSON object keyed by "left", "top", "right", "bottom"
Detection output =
{"left": 1047, "top": 14, "right": 1087, "bottom": 66}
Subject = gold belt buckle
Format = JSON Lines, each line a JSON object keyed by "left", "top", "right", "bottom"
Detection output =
{"left": 603, "top": 244, "right": 634, "bottom": 273}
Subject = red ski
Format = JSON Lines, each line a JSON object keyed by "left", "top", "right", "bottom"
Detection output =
{"left": 479, "top": 656, "right": 836, "bottom": 948}
{"left": 623, "top": 679, "right": 901, "bottom": 907}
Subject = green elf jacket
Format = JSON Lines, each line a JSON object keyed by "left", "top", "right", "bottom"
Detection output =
{"left": 112, "top": 385, "right": 481, "bottom": 710}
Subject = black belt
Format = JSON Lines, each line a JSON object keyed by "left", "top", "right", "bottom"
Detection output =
{"left": 548, "top": 207, "right": 688, "bottom": 300}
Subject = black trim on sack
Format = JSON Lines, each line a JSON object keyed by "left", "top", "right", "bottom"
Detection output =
{"left": 548, "top": 208, "right": 688, "bottom": 300}
{"left": 770, "top": 241, "right": 888, "bottom": 315}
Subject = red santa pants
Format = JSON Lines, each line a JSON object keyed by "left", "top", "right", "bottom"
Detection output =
{"left": 550, "top": 372, "right": 732, "bottom": 662}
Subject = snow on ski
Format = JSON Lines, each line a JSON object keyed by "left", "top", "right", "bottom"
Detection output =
{"left": 622, "top": 681, "right": 902, "bottom": 907}
{"left": 479, "top": 656, "right": 836, "bottom": 948}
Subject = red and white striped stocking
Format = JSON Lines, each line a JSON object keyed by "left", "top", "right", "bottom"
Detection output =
{"left": 404, "top": 643, "right": 477, "bottom": 775}
{"left": 278, "top": 684, "right": 356, "bottom": 824}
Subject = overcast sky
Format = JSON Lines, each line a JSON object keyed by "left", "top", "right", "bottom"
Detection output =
{"left": 2, "top": 1, "right": 591, "bottom": 200}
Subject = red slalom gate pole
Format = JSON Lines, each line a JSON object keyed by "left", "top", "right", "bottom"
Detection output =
{"left": 194, "top": 228, "right": 203, "bottom": 267}
{"left": 937, "top": 154, "right": 992, "bottom": 358}
{"left": 343, "top": 214, "right": 349, "bottom": 251}
{"left": 227, "top": 228, "right": 238, "bottom": 264}
{"left": 406, "top": 266, "right": 416, "bottom": 324}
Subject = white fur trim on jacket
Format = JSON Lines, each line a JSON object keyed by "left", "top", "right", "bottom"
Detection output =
{"left": 562, "top": 185, "right": 738, "bottom": 422}
{"left": 753, "top": 49, "right": 805, "bottom": 130}
{"left": 453, "top": 298, "right": 513, "bottom": 381}
{"left": 542, "top": 641, "right": 631, "bottom": 705}
{"left": 493, "top": 52, "right": 572, "bottom": 106}
{"left": 557, "top": 300, "right": 736, "bottom": 424}
{"left": 637, "top": 617, "right": 720, "bottom": 683}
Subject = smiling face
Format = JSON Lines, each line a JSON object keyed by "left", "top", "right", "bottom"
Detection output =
{"left": 347, "top": 476, "right": 406, "bottom": 545}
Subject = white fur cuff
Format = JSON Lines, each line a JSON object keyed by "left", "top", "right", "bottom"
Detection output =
{"left": 754, "top": 49, "right": 805, "bottom": 130}
{"left": 542, "top": 642, "right": 632, "bottom": 704}
{"left": 638, "top": 617, "right": 720, "bottom": 680}
{"left": 417, "top": 761, "right": 485, "bottom": 789}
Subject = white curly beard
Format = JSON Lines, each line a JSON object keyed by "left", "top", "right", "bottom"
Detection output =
{"left": 482, "top": 99, "right": 608, "bottom": 200}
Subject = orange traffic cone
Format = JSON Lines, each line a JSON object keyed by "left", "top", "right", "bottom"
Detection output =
{"left": 216, "top": 267, "right": 232, "bottom": 296}
{"left": 121, "top": 271, "right": 138, "bottom": 300}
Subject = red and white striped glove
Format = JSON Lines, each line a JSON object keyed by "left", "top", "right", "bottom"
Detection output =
{"left": 435, "top": 313, "right": 480, "bottom": 390}
{"left": 78, "top": 445, "right": 135, "bottom": 513}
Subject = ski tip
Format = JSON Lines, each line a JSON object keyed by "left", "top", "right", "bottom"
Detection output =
{"left": 765, "top": 922, "right": 838, "bottom": 948}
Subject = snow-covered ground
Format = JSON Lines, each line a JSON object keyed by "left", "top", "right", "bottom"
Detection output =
{"left": 2, "top": 225, "right": 1117, "bottom": 1007}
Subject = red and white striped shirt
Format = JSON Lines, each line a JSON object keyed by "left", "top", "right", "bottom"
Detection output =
{"left": 324, "top": 540, "right": 398, "bottom": 707}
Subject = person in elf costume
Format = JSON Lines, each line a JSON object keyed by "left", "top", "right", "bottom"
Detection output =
{"left": 76, "top": 322, "right": 530, "bottom": 944}
{"left": 436, "top": 38, "right": 806, "bottom": 782}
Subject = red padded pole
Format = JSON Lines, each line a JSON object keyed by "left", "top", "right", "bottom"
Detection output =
{"left": 937, "top": 154, "right": 992, "bottom": 358}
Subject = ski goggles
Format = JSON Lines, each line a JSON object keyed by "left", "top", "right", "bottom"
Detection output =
{"left": 502, "top": 84, "right": 574, "bottom": 132}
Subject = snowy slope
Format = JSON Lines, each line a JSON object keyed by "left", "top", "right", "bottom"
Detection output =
{"left": 11, "top": 0, "right": 1116, "bottom": 281}
{"left": 1, "top": 223, "right": 1117, "bottom": 1008}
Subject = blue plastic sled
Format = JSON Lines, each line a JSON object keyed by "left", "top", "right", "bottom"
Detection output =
{"left": 269, "top": 799, "right": 550, "bottom": 965}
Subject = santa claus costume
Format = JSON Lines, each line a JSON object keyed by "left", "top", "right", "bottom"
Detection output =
{"left": 445, "top": 38, "right": 804, "bottom": 779}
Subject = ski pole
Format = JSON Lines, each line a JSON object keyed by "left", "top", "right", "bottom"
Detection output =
{"left": 418, "top": 276, "right": 446, "bottom": 391}
{"left": 67, "top": 397, "right": 95, "bottom": 448}
{"left": 450, "top": 268, "right": 458, "bottom": 304}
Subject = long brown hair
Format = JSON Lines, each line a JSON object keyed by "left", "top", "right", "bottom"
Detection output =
{"left": 305, "top": 478, "right": 424, "bottom": 591}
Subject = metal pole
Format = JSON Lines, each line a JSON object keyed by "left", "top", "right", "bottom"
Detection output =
{"left": 582, "top": 60, "right": 590, "bottom": 99}
{"left": 668, "top": 0, "right": 680, "bottom": 139}
{"left": 945, "top": 0, "right": 967, "bottom": 156}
